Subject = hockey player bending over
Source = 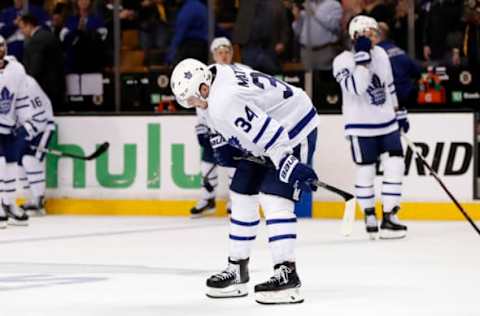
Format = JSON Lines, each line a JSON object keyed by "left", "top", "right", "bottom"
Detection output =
{"left": 333, "top": 16, "right": 409, "bottom": 239}
{"left": 191, "top": 37, "right": 236, "bottom": 217}
{"left": 14, "top": 75, "right": 55, "bottom": 216}
{"left": 0, "top": 36, "right": 30, "bottom": 227}
{"left": 171, "top": 59, "right": 320, "bottom": 304}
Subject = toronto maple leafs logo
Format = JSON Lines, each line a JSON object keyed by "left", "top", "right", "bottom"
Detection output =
{"left": 0, "top": 87, "right": 14, "bottom": 114}
{"left": 366, "top": 74, "right": 386, "bottom": 106}
{"left": 184, "top": 71, "right": 192, "bottom": 79}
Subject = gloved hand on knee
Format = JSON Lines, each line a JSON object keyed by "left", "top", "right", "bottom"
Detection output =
{"left": 396, "top": 109, "right": 410, "bottom": 133}
{"left": 278, "top": 154, "right": 318, "bottom": 192}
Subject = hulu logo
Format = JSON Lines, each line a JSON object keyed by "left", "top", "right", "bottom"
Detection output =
{"left": 46, "top": 123, "right": 202, "bottom": 189}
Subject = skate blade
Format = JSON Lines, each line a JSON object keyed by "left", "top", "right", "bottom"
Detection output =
{"left": 190, "top": 208, "right": 216, "bottom": 219}
{"left": 0, "top": 221, "right": 7, "bottom": 229}
{"left": 8, "top": 219, "right": 29, "bottom": 226}
{"left": 26, "top": 209, "right": 46, "bottom": 217}
{"left": 380, "top": 229, "right": 406, "bottom": 239}
{"left": 368, "top": 232, "right": 378, "bottom": 240}
{"left": 206, "top": 283, "right": 248, "bottom": 298}
{"left": 255, "top": 287, "right": 304, "bottom": 305}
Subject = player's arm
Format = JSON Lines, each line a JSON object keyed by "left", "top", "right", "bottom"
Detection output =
{"left": 333, "top": 55, "right": 371, "bottom": 96}
{"left": 212, "top": 98, "right": 318, "bottom": 191}
{"left": 15, "top": 79, "right": 48, "bottom": 140}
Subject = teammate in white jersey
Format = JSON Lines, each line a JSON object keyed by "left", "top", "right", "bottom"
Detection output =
{"left": 171, "top": 58, "right": 320, "bottom": 304}
{"left": 0, "top": 36, "right": 30, "bottom": 227}
{"left": 191, "top": 37, "right": 236, "bottom": 217}
{"left": 14, "top": 75, "right": 55, "bottom": 216}
{"left": 332, "top": 16, "right": 409, "bottom": 239}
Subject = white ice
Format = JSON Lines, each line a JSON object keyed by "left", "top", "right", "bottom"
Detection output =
{"left": 0, "top": 216, "right": 478, "bottom": 316}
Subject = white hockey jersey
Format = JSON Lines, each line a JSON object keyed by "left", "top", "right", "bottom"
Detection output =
{"left": 207, "top": 64, "right": 320, "bottom": 167}
{"left": 333, "top": 46, "right": 399, "bottom": 137}
{"left": 0, "top": 58, "right": 28, "bottom": 134}
{"left": 16, "top": 75, "right": 55, "bottom": 136}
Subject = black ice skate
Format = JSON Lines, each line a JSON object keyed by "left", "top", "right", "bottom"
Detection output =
{"left": 190, "top": 198, "right": 215, "bottom": 218}
{"left": 206, "top": 257, "right": 249, "bottom": 298}
{"left": 364, "top": 207, "right": 379, "bottom": 240}
{"left": 4, "top": 204, "right": 29, "bottom": 226}
{"left": 0, "top": 206, "right": 7, "bottom": 229}
{"left": 380, "top": 206, "right": 407, "bottom": 239}
{"left": 20, "top": 196, "right": 46, "bottom": 217}
{"left": 254, "top": 261, "right": 303, "bottom": 305}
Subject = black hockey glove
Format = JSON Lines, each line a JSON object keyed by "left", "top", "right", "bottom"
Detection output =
{"left": 354, "top": 36, "right": 372, "bottom": 65}
{"left": 278, "top": 154, "right": 318, "bottom": 192}
{"left": 195, "top": 124, "right": 210, "bottom": 147}
{"left": 210, "top": 134, "right": 242, "bottom": 167}
{"left": 396, "top": 109, "right": 410, "bottom": 133}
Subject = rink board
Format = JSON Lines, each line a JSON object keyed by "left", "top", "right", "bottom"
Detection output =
{"left": 44, "top": 113, "right": 478, "bottom": 219}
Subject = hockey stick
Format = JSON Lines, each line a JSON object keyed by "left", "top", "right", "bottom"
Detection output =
{"left": 32, "top": 142, "right": 110, "bottom": 161}
{"left": 234, "top": 156, "right": 356, "bottom": 235}
{"left": 402, "top": 134, "right": 480, "bottom": 235}
{"left": 202, "top": 164, "right": 217, "bottom": 193}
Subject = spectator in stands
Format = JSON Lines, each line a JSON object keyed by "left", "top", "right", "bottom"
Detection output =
{"left": 291, "top": 0, "right": 343, "bottom": 70}
{"left": 0, "top": 0, "right": 50, "bottom": 62}
{"left": 18, "top": 14, "right": 65, "bottom": 112}
{"left": 362, "top": 0, "right": 395, "bottom": 28}
{"left": 377, "top": 22, "right": 421, "bottom": 108}
{"left": 138, "top": 0, "right": 174, "bottom": 51}
{"left": 61, "top": 0, "right": 108, "bottom": 73}
{"left": 422, "top": 0, "right": 463, "bottom": 63}
{"left": 233, "top": 0, "right": 289, "bottom": 74}
{"left": 452, "top": 0, "right": 480, "bottom": 67}
{"left": 166, "top": 0, "right": 208, "bottom": 65}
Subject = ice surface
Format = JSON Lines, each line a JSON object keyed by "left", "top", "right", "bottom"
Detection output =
{"left": 0, "top": 216, "right": 478, "bottom": 316}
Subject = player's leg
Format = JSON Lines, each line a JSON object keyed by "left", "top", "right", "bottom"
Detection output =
{"left": 191, "top": 144, "right": 217, "bottom": 217}
{"left": 349, "top": 135, "right": 379, "bottom": 238}
{"left": 205, "top": 160, "right": 264, "bottom": 298}
{"left": 2, "top": 135, "right": 28, "bottom": 226}
{"left": 19, "top": 131, "right": 51, "bottom": 216}
{"left": 253, "top": 129, "right": 317, "bottom": 305}
{"left": 0, "top": 137, "right": 8, "bottom": 228}
{"left": 225, "top": 167, "right": 235, "bottom": 215}
{"left": 380, "top": 130, "right": 407, "bottom": 239}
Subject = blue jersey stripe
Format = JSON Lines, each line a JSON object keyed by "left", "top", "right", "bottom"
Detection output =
{"left": 355, "top": 184, "right": 374, "bottom": 188}
{"left": 382, "top": 181, "right": 402, "bottom": 185}
{"left": 351, "top": 76, "right": 358, "bottom": 95}
{"left": 264, "top": 127, "right": 284, "bottom": 151}
{"left": 288, "top": 107, "right": 317, "bottom": 139}
{"left": 230, "top": 218, "right": 260, "bottom": 226}
{"left": 381, "top": 192, "right": 401, "bottom": 196}
{"left": 15, "top": 104, "right": 29, "bottom": 110}
{"left": 229, "top": 234, "right": 256, "bottom": 241}
{"left": 16, "top": 96, "right": 28, "bottom": 101}
{"left": 356, "top": 194, "right": 375, "bottom": 199}
{"left": 266, "top": 218, "right": 297, "bottom": 225}
{"left": 268, "top": 234, "right": 297, "bottom": 242}
{"left": 253, "top": 116, "right": 271, "bottom": 144}
{"left": 0, "top": 122, "right": 15, "bottom": 128}
{"left": 345, "top": 118, "right": 397, "bottom": 130}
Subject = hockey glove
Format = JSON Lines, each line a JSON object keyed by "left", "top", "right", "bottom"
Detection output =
{"left": 210, "top": 134, "right": 242, "bottom": 167}
{"left": 278, "top": 154, "right": 318, "bottom": 192}
{"left": 396, "top": 109, "right": 410, "bottom": 133}
{"left": 195, "top": 124, "right": 211, "bottom": 147}
{"left": 14, "top": 123, "right": 35, "bottom": 141}
{"left": 354, "top": 36, "right": 372, "bottom": 65}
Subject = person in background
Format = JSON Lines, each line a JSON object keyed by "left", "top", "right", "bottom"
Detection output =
{"left": 291, "top": 0, "right": 343, "bottom": 70}
{"left": 233, "top": 0, "right": 289, "bottom": 74}
{"left": 60, "top": 0, "right": 108, "bottom": 74}
{"left": 422, "top": 0, "right": 463, "bottom": 64}
{"left": 0, "top": 0, "right": 50, "bottom": 62}
{"left": 166, "top": 0, "right": 208, "bottom": 65}
{"left": 451, "top": 0, "right": 480, "bottom": 67}
{"left": 190, "top": 37, "right": 236, "bottom": 217}
{"left": 18, "top": 14, "right": 66, "bottom": 113}
{"left": 377, "top": 22, "right": 421, "bottom": 109}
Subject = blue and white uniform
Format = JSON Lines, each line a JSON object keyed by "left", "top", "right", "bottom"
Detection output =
{"left": 0, "top": 57, "right": 29, "bottom": 207}
{"left": 13, "top": 75, "right": 55, "bottom": 205}
{"left": 333, "top": 45, "right": 405, "bottom": 216}
{"left": 206, "top": 63, "right": 319, "bottom": 264}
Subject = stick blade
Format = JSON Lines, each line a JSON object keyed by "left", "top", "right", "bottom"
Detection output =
{"left": 88, "top": 142, "right": 110, "bottom": 160}
{"left": 341, "top": 198, "right": 356, "bottom": 237}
